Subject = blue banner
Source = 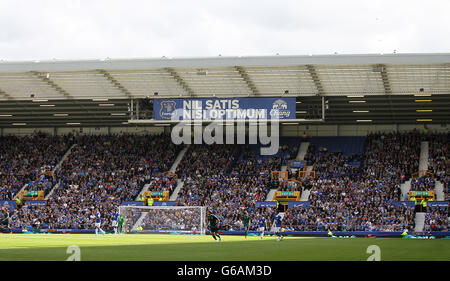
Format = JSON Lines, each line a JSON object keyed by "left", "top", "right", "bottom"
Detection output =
{"left": 288, "top": 201, "right": 311, "bottom": 208}
{"left": 153, "top": 201, "right": 176, "bottom": 206}
{"left": 255, "top": 201, "right": 277, "bottom": 207}
{"left": 154, "top": 97, "right": 296, "bottom": 121}
{"left": 392, "top": 201, "right": 415, "bottom": 208}
{"left": 392, "top": 201, "right": 448, "bottom": 208}
{"left": 25, "top": 200, "right": 46, "bottom": 206}
{"left": 428, "top": 201, "right": 449, "bottom": 208}
{"left": 121, "top": 201, "right": 144, "bottom": 206}
{"left": 289, "top": 160, "right": 306, "bottom": 168}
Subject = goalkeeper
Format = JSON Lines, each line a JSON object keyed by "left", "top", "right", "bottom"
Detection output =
{"left": 117, "top": 215, "right": 125, "bottom": 234}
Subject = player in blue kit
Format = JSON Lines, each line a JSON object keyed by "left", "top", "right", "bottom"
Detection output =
{"left": 257, "top": 215, "right": 267, "bottom": 239}
{"left": 111, "top": 210, "right": 119, "bottom": 234}
{"left": 274, "top": 213, "right": 284, "bottom": 241}
{"left": 94, "top": 209, "right": 106, "bottom": 235}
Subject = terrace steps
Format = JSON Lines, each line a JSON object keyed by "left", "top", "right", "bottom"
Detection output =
{"left": 168, "top": 145, "right": 190, "bottom": 201}
{"left": 400, "top": 179, "right": 412, "bottom": 201}
{"left": 300, "top": 189, "right": 311, "bottom": 201}
{"left": 53, "top": 144, "right": 77, "bottom": 173}
{"left": 135, "top": 183, "right": 151, "bottom": 201}
{"left": 418, "top": 141, "right": 429, "bottom": 175}
{"left": 297, "top": 142, "right": 310, "bottom": 160}
{"left": 170, "top": 145, "right": 190, "bottom": 173}
{"left": 170, "top": 179, "right": 185, "bottom": 201}
{"left": 266, "top": 189, "right": 278, "bottom": 201}
{"left": 435, "top": 181, "right": 445, "bottom": 201}
{"left": 45, "top": 143, "right": 77, "bottom": 200}
{"left": 414, "top": 212, "right": 426, "bottom": 232}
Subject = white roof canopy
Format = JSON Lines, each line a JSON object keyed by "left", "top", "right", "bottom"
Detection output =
{"left": 0, "top": 53, "right": 449, "bottom": 101}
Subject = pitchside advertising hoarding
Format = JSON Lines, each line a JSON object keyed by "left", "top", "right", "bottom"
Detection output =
{"left": 153, "top": 97, "right": 296, "bottom": 121}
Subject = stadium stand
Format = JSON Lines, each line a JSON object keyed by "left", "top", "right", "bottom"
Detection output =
{"left": 281, "top": 132, "right": 426, "bottom": 233}
{"left": 1, "top": 130, "right": 448, "bottom": 236}
{"left": 0, "top": 53, "right": 449, "bottom": 242}
{"left": 362, "top": 131, "right": 421, "bottom": 184}
{"left": 306, "top": 136, "right": 366, "bottom": 157}
{"left": 424, "top": 205, "right": 449, "bottom": 232}
{"left": 177, "top": 174, "right": 273, "bottom": 230}
{"left": 175, "top": 139, "right": 299, "bottom": 231}
{"left": 175, "top": 144, "right": 240, "bottom": 179}
{"left": 410, "top": 175, "right": 436, "bottom": 191}
{"left": 8, "top": 134, "right": 180, "bottom": 230}
{"left": 428, "top": 132, "right": 449, "bottom": 200}
{"left": 0, "top": 134, "right": 74, "bottom": 201}
{"left": 283, "top": 202, "right": 415, "bottom": 232}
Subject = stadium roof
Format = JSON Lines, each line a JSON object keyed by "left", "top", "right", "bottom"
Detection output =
{"left": 0, "top": 53, "right": 449, "bottom": 127}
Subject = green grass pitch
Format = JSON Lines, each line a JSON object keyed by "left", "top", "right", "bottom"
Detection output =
{"left": 0, "top": 234, "right": 449, "bottom": 261}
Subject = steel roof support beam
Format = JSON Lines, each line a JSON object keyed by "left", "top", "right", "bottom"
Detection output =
{"left": 97, "top": 69, "right": 133, "bottom": 99}
{"left": 30, "top": 71, "right": 98, "bottom": 119}
{"left": 378, "top": 64, "right": 392, "bottom": 95}
{"left": 165, "top": 68, "right": 194, "bottom": 96}
{"left": 235, "top": 66, "right": 259, "bottom": 96}
{"left": 30, "top": 71, "right": 72, "bottom": 99}
{"left": 374, "top": 64, "right": 396, "bottom": 121}
{"left": 306, "top": 65, "right": 325, "bottom": 96}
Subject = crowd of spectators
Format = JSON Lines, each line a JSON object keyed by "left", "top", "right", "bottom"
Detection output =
{"left": 281, "top": 131, "right": 423, "bottom": 232}
{"left": 173, "top": 131, "right": 446, "bottom": 233}
{"left": 310, "top": 152, "right": 362, "bottom": 180}
{"left": 283, "top": 199, "right": 415, "bottom": 232}
{"left": 410, "top": 175, "right": 436, "bottom": 191}
{"left": 175, "top": 142, "right": 299, "bottom": 230}
{"left": 230, "top": 144, "right": 297, "bottom": 176}
{"left": 362, "top": 131, "right": 421, "bottom": 184}
{"left": 10, "top": 134, "right": 180, "bottom": 230}
{"left": 176, "top": 144, "right": 240, "bottom": 179}
{"left": 428, "top": 132, "right": 449, "bottom": 200}
{"left": 231, "top": 153, "right": 282, "bottom": 176}
{"left": 428, "top": 133, "right": 449, "bottom": 180}
{"left": 146, "top": 173, "right": 177, "bottom": 194}
{"left": 2, "top": 130, "right": 447, "bottom": 233}
{"left": 278, "top": 179, "right": 302, "bottom": 192}
{"left": 138, "top": 208, "right": 202, "bottom": 232}
{"left": 177, "top": 174, "right": 272, "bottom": 230}
{"left": 0, "top": 134, "right": 74, "bottom": 200}
{"left": 424, "top": 206, "right": 449, "bottom": 232}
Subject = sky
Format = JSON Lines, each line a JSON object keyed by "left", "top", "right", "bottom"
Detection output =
{"left": 0, "top": 0, "right": 449, "bottom": 61}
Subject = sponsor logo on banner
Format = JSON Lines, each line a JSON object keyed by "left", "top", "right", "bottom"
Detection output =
{"left": 270, "top": 99, "right": 292, "bottom": 119}
{"left": 159, "top": 100, "right": 177, "bottom": 119}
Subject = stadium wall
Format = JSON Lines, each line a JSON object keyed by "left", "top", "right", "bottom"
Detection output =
{"left": 1, "top": 126, "right": 165, "bottom": 136}
{"left": 282, "top": 124, "right": 449, "bottom": 136}
{"left": 1, "top": 124, "right": 448, "bottom": 136}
